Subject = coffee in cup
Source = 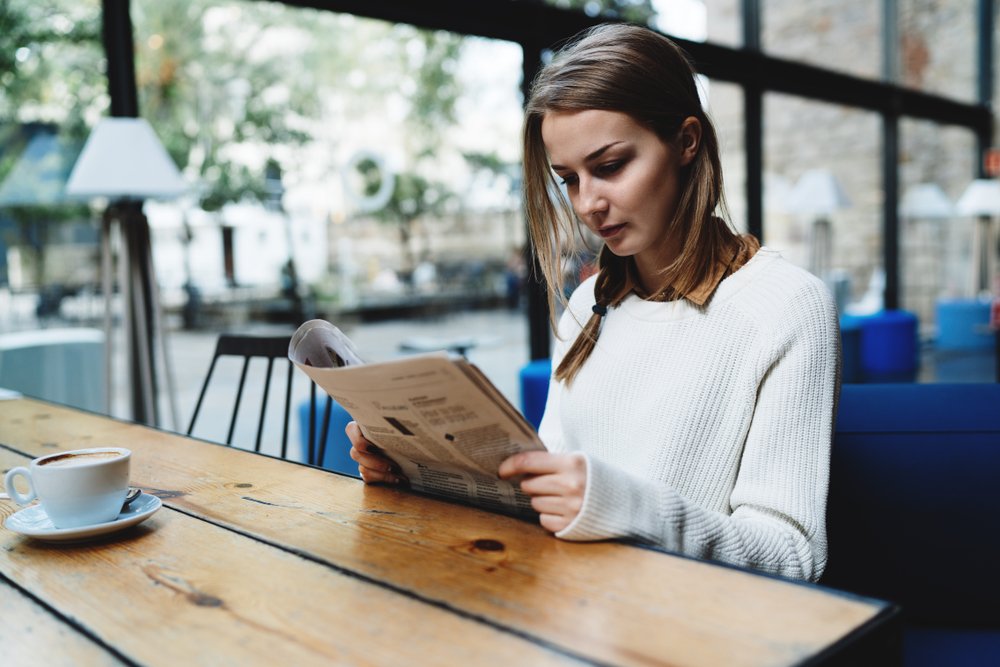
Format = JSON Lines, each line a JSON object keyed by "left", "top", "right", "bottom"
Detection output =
{"left": 4, "top": 447, "right": 131, "bottom": 528}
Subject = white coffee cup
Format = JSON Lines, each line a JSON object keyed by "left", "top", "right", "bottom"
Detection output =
{"left": 4, "top": 447, "right": 131, "bottom": 528}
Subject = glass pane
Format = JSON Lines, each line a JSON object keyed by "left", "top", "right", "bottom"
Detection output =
{"left": 700, "top": 0, "right": 742, "bottom": 46}
{"left": 0, "top": 1, "right": 109, "bottom": 412}
{"left": 897, "top": 0, "right": 977, "bottom": 102}
{"left": 541, "top": 0, "right": 739, "bottom": 45}
{"left": 541, "top": 0, "right": 660, "bottom": 26}
{"left": 702, "top": 79, "right": 746, "bottom": 232}
{"left": 900, "top": 119, "right": 993, "bottom": 382}
{"left": 763, "top": 93, "right": 882, "bottom": 316}
{"left": 132, "top": 1, "right": 528, "bottom": 452}
{"left": 761, "top": 0, "right": 881, "bottom": 80}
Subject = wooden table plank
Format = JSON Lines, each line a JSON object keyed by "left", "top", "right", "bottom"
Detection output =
{"left": 0, "top": 446, "right": 584, "bottom": 667}
{"left": 0, "top": 399, "right": 892, "bottom": 667}
{"left": 0, "top": 579, "right": 126, "bottom": 667}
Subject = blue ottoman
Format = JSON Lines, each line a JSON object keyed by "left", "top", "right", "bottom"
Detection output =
{"left": 935, "top": 298, "right": 992, "bottom": 351}
{"left": 298, "top": 398, "right": 357, "bottom": 476}
{"left": 839, "top": 315, "right": 863, "bottom": 384}
{"left": 858, "top": 310, "right": 919, "bottom": 383}
{"left": 519, "top": 359, "right": 552, "bottom": 430}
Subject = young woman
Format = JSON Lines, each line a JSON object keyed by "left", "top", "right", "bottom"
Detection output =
{"left": 349, "top": 23, "right": 840, "bottom": 582}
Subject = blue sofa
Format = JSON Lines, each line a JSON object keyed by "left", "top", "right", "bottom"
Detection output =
{"left": 823, "top": 383, "right": 1000, "bottom": 666}
{"left": 518, "top": 366, "right": 1000, "bottom": 665}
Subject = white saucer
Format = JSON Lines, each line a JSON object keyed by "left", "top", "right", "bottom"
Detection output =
{"left": 3, "top": 493, "right": 162, "bottom": 542}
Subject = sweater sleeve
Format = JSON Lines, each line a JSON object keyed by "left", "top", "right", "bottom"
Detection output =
{"left": 554, "top": 280, "right": 840, "bottom": 582}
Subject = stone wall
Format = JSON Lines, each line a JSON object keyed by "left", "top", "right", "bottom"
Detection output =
{"left": 701, "top": 0, "right": 997, "bottom": 329}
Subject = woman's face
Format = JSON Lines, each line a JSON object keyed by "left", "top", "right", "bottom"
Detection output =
{"left": 541, "top": 109, "right": 697, "bottom": 287}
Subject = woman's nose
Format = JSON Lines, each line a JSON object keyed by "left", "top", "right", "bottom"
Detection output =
{"left": 576, "top": 177, "right": 608, "bottom": 219}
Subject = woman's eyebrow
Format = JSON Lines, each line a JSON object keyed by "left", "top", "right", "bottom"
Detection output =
{"left": 550, "top": 141, "right": 625, "bottom": 171}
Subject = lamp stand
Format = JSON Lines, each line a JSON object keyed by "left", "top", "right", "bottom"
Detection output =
{"left": 971, "top": 215, "right": 997, "bottom": 297}
{"left": 808, "top": 217, "right": 832, "bottom": 283}
{"left": 101, "top": 200, "right": 179, "bottom": 427}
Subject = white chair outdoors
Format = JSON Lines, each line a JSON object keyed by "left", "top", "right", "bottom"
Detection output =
{"left": 0, "top": 328, "right": 106, "bottom": 413}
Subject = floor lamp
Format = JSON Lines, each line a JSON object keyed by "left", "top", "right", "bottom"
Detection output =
{"left": 956, "top": 178, "right": 1000, "bottom": 298}
{"left": 787, "top": 168, "right": 851, "bottom": 285}
{"left": 956, "top": 178, "right": 1000, "bottom": 383}
{"left": 65, "top": 118, "right": 186, "bottom": 426}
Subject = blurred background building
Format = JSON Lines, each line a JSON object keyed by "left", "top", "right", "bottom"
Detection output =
{"left": 1, "top": 0, "right": 997, "bottom": 458}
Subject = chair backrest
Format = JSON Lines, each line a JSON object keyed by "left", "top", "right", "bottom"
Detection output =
{"left": 822, "top": 383, "right": 1000, "bottom": 626}
{"left": 187, "top": 334, "right": 335, "bottom": 466}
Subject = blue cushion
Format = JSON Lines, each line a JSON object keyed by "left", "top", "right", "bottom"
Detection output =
{"left": 936, "top": 298, "right": 993, "bottom": 351}
{"left": 823, "top": 383, "right": 1000, "bottom": 627}
{"left": 840, "top": 316, "right": 863, "bottom": 383}
{"left": 856, "top": 310, "right": 919, "bottom": 382}
{"left": 519, "top": 359, "right": 552, "bottom": 430}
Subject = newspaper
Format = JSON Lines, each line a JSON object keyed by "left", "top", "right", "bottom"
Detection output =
{"left": 289, "top": 319, "right": 545, "bottom": 517}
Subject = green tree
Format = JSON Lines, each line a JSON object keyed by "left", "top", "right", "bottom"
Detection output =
{"left": 346, "top": 26, "right": 465, "bottom": 287}
{"left": 0, "top": 0, "right": 102, "bottom": 289}
{"left": 132, "top": 0, "right": 317, "bottom": 213}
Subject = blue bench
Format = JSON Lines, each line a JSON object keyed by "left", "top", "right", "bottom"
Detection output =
{"left": 823, "top": 383, "right": 1000, "bottom": 667}
{"left": 518, "top": 363, "right": 1000, "bottom": 665}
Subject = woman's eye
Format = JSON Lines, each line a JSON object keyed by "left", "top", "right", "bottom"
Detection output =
{"left": 559, "top": 175, "right": 578, "bottom": 187}
{"left": 598, "top": 161, "right": 624, "bottom": 176}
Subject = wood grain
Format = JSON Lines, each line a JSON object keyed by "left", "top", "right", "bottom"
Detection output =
{"left": 0, "top": 399, "right": 890, "bottom": 667}
{"left": 0, "top": 448, "right": 581, "bottom": 666}
{"left": 0, "top": 578, "right": 125, "bottom": 667}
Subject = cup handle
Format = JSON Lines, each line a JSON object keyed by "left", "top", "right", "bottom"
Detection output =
{"left": 4, "top": 467, "right": 36, "bottom": 505}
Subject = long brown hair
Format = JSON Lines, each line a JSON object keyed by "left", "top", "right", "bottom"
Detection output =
{"left": 522, "top": 23, "right": 738, "bottom": 383}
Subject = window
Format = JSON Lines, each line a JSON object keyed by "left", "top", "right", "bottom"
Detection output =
{"left": 703, "top": 79, "right": 747, "bottom": 231}
{"left": 762, "top": 0, "right": 881, "bottom": 81}
{"left": 131, "top": 1, "right": 528, "bottom": 437}
{"left": 897, "top": 0, "right": 978, "bottom": 102}
{"left": 764, "top": 93, "right": 882, "bottom": 315}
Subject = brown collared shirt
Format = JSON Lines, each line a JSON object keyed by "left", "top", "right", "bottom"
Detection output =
{"left": 631, "top": 233, "right": 761, "bottom": 306}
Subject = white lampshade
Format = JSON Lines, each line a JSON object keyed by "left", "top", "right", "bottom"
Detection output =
{"left": 956, "top": 178, "right": 1000, "bottom": 216}
{"left": 65, "top": 117, "right": 186, "bottom": 200}
{"left": 764, "top": 172, "right": 794, "bottom": 214}
{"left": 786, "top": 169, "right": 851, "bottom": 216}
{"left": 899, "top": 183, "right": 954, "bottom": 219}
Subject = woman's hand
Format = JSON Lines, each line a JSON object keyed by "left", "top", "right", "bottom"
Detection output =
{"left": 498, "top": 451, "right": 587, "bottom": 533}
{"left": 346, "top": 421, "right": 406, "bottom": 485}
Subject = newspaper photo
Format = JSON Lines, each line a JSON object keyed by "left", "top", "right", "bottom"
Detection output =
{"left": 289, "top": 319, "right": 546, "bottom": 517}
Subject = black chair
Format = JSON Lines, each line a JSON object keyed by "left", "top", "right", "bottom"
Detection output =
{"left": 187, "top": 334, "right": 335, "bottom": 466}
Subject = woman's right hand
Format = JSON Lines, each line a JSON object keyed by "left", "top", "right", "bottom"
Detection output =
{"left": 346, "top": 421, "right": 406, "bottom": 485}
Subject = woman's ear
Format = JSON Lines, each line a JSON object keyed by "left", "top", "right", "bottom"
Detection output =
{"left": 677, "top": 117, "right": 702, "bottom": 166}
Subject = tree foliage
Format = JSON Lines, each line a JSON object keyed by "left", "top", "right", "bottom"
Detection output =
{"left": 132, "top": 0, "right": 318, "bottom": 212}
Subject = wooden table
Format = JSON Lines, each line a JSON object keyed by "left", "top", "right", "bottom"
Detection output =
{"left": 0, "top": 398, "right": 900, "bottom": 666}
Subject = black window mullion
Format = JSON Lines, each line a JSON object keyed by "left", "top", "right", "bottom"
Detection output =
{"left": 742, "top": 0, "right": 763, "bottom": 242}
{"left": 521, "top": 37, "right": 552, "bottom": 362}
{"left": 882, "top": 0, "right": 899, "bottom": 311}
{"left": 975, "top": 0, "right": 995, "bottom": 175}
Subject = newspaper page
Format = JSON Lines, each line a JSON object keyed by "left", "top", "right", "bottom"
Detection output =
{"left": 289, "top": 320, "right": 545, "bottom": 517}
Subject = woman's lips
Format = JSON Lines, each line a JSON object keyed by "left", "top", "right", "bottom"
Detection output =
{"left": 598, "top": 223, "right": 626, "bottom": 239}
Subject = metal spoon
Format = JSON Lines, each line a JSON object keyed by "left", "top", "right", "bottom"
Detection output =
{"left": 122, "top": 487, "right": 141, "bottom": 509}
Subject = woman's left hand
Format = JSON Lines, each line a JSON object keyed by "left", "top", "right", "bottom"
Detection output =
{"left": 498, "top": 451, "right": 587, "bottom": 533}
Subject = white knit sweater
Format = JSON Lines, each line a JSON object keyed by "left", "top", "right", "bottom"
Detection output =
{"left": 539, "top": 248, "right": 840, "bottom": 581}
